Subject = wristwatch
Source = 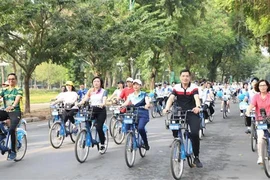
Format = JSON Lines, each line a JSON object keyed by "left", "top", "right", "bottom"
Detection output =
{"left": 197, "top": 106, "right": 201, "bottom": 108}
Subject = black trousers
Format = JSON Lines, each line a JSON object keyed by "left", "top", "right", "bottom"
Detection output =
{"left": 91, "top": 107, "right": 107, "bottom": 145}
{"left": 172, "top": 112, "right": 201, "bottom": 157}
{"left": 62, "top": 109, "right": 77, "bottom": 124}
{"left": 0, "top": 110, "right": 21, "bottom": 152}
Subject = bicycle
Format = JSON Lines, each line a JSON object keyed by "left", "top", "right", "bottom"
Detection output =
{"left": 49, "top": 103, "right": 64, "bottom": 129}
{"left": 198, "top": 108, "right": 205, "bottom": 140}
{"left": 204, "top": 101, "right": 214, "bottom": 122}
{"left": 112, "top": 113, "right": 126, "bottom": 145}
{"left": 249, "top": 111, "right": 257, "bottom": 152}
{"left": 222, "top": 96, "right": 229, "bottom": 119}
{"left": 0, "top": 119, "right": 27, "bottom": 161}
{"left": 150, "top": 98, "right": 163, "bottom": 118}
{"left": 49, "top": 106, "right": 82, "bottom": 148}
{"left": 108, "top": 105, "right": 121, "bottom": 137}
{"left": 123, "top": 106, "right": 148, "bottom": 168}
{"left": 256, "top": 109, "right": 270, "bottom": 178}
{"left": 75, "top": 105, "right": 109, "bottom": 163}
{"left": 167, "top": 107, "right": 194, "bottom": 180}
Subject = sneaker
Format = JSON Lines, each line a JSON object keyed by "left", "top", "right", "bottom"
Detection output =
{"left": 257, "top": 156, "right": 263, "bottom": 165}
{"left": 99, "top": 145, "right": 105, "bottom": 153}
{"left": 205, "top": 119, "right": 209, "bottom": 124}
{"left": 245, "top": 129, "right": 251, "bottom": 134}
{"left": 220, "top": 109, "right": 223, "bottom": 112}
{"left": 228, "top": 109, "right": 230, "bottom": 113}
{"left": 142, "top": 144, "right": 150, "bottom": 151}
{"left": 240, "top": 113, "right": 244, "bottom": 117}
{"left": 193, "top": 157, "right": 203, "bottom": 168}
{"left": 7, "top": 151, "right": 16, "bottom": 161}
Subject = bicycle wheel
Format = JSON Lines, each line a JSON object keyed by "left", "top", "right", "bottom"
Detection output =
{"left": 14, "top": 135, "right": 27, "bottom": 162}
{"left": 186, "top": 138, "right": 194, "bottom": 168}
{"left": 75, "top": 129, "right": 89, "bottom": 163}
{"left": 112, "top": 120, "right": 125, "bottom": 145}
{"left": 223, "top": 102, "right": 227, "bottom": 119}
{"left": 48, "top": 117, "right": 55, "bottom": 129}
{"left": 139, "top": 134, "right": 146, "bottom": 158}
{"left": 99, "top": 129, "right": 109, "bottom": 154}
{"left": 49, "top": 122, "right": 64, "bottom": 149}
{"left": 125, "top": 132, "right": 136, "bottom": 168}
{"left": 70, "top": 123, "right": 81, "bottom": 143}
{"left": 157, "top": 105, "right": 163, "bottom": 117}
{"left": 150, "top": 106, "right": 157, "bottom": 118}
{"left": 170, "top": 139, "right": 184, "bottom": 180}
{"left": 208, "top": 109, "right": 214, "bottom": 122}
{"left": 250, "top": 124, "right": 256, "bottom": 152}
{"left": 199, "top": 128, "right": 203, "bottom": 140}
{"left": 262, "top": 139, "right": 270, "bottom": 178}
{"left": 109, "top": 116, "right": 117, "bottom": 137}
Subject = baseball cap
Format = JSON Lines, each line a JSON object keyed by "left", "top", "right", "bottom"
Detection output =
{"left": 65, "top": 81, "right": 74, "bottom": 86}
{"left": 126, "top": 77, "right": 133, "bottom": 82}
{"left": 2, "top": 81, "right": 9, "bottom": 86}
{"left": 133, "top": 79, "right": 142, "bottom": 85}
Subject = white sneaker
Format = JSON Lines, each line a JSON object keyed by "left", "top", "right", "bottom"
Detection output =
{"left": 257, "top": 156, "right": 263, "bottom": 165}
{"left": 220, "top": 109, "right": 223, "bottom": 112}
{"left": 228, "top": 109, "right": 230, "bottom": 113}
{"left": 205, "top": 119, "right": 210, "bottom": 124}
{"left": 240, "top": 113, "right": 244, "bottom": 117}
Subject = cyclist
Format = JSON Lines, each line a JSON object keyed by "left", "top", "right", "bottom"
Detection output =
{"left": 78, "top": 77, "right": 108, "bottom": 152}
{"left": 202, "top": 82, "right": 215, "bottom": 123}
{"left": 0, "top": 73, "right": 23, "bottom": 160}
{"left": 163, "top": 69, "right": 203, "bottom": 168}
{"left": 118, "top": 77, "right": 134, "bottom": 101}
{"left": 246, "top": 79, "right": 270, "bottom": 164}
{"left": 121, "top": 79, "right": 151, "bottom": 150}
{"left": 243, "top": 78, "right": 259, "bottom": 134}
{"left": 108, "top": 80, "right": 124, "bottom": 102}
{"left": 77, "top": 84, "right": 88, "bottom": 101}
{"left": 220, "top": 83, "right": 231, "bottom": 113}
{"left": 198, "top": 81, "right": 206, "bottom": 104}
{"left": 163, "top": 82, "right": 172, "bottom": 105}
{"left": 155, "top": 83, "right": 164, "bottom": 108}
{"left": 238, "top": 82, "right": 249, "bottom": 117}
{"left": 51, "top": 81, "right": 78, "bottom": 131}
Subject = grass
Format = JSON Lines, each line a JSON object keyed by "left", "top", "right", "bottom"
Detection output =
{"left": 29, "top": 89, "right": 59, "bottom": 104}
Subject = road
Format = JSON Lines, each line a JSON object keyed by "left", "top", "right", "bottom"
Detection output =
{"left": 0, "top": 102, "right": 268, "bottom": 180}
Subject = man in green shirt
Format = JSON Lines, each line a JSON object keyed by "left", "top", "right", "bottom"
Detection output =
{"left": 0, "top": 73, "right": 23, "bottom": 160}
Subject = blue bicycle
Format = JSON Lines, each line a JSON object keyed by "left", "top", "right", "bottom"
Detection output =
{"left": 49, "top": 106, "right": 82, "bottom": 148}
{"left": 199, "top": 108, "right": 205, "bottom": 140}
{"left": 123, "top": 106, "right": 147, "bottom": 168}
{"left": 49, "top": 103, "right": 63, "bottom": 129}
{"left": 167, "top": 108, "right": 194, "bottom": 179}
{"left": 150, "top": 98, "right": 163, "bottom": 118}
{"left": 74, "top": 105, "right": 109, "bottom": 163}
{"left": 0, "top": 120, "right": 27, "bottom": 161}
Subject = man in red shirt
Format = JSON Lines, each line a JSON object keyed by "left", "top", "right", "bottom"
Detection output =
{"left": 118, "top": 77, "right": 134, "bottom": 101}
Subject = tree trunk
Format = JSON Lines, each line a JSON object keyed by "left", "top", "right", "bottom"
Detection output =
{"left": 150, "top": 68, "right": 156, "bottom": 90}
{"left": 207, "top": 51, "right": 223, "bottom": 81}
{"left": 24, "top": 73, "right": 31, "bottom": 113}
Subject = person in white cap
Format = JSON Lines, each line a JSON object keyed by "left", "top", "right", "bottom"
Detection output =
{"left": 2, "top": 81, "right": 9, "bottom": 89}
{"left": 118, "top": 77, "right": 134, "bottom": 101}
{"left": 122, "top": 79, "right": 151, "bottom": 150}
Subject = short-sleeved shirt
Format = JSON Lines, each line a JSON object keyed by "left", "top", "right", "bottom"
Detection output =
{"left": 77, "top": 89, "right": 88, "bottom": 101}
{"left": 127, "top": 91, "right": 149, "bottom": 119}
{"left": 0, "top": 87, "right": 23, "bottom": 111}
{"left": 88, "top": 88, "right": 108, "bottom": 106}
{"left": 251, "top": 93, "right": 270, "bottom": 120}
{"left": 119, "top": 87, "right": 134, "bottom": 101}
{"left": 172, "top": 83, "right": 199, "bottom": 110}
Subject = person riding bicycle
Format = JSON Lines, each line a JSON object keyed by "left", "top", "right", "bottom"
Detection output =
{"left": 202, "top": 82, "right": 215, "bottom": 123}
{"left": 77, "top": 84, "right": 88, "bottom": 101}
{"left": 163, "top": 69, "right": 203, "bottom": 168}
{"left": 0, "top": 73, "right": 23, "bottom": 160}
{"left": 238, "top": 82, "right": 249, "bottom": 117}
{"left": 163, "top": 82, "right": 172, "bottom": 106}
{"left": 118, "top": 77, "right": 134, "bottom": 101}
{"left": 220, "top": 83, "right": 231, "bottom": 113}
{"left": 246, "top": 79, "right": 270, "bottom": 164}
{"left": 51, "top": 81, "right": 79, "bottom": 131}
{"left": 108, "top": 80, "right": 124, "bottom": 103}
{"left": 78, "top": 77, "right": 108, "bottom": 152}
{"left": 155, "top": 83, "right": 164, "bottom": 108}
{"left": 121, "top": 79, "right": 151, "bottom": 150}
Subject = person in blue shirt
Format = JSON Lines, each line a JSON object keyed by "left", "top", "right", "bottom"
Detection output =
{"left": 121, "top": 79, "right": 151, "bottom": 150}
{"left": 77, "top": 84, "right": 88, "bottom": 101}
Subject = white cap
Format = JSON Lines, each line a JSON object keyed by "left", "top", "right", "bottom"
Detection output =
{"left": 126, "top": 77, "right": 133, "bottom": 82}
{"left": 133, "top": 79, "right": 142, "bottom": 85}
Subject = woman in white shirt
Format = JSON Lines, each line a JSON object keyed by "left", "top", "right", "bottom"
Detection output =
{"left": 79, "top": 77, "right": 108, "bottom": 152}
{"left": 108, "top": 80, "right": 124, "bottom": 101}
{"left": 52, "top": 81, "right": 78, "bottom": 126}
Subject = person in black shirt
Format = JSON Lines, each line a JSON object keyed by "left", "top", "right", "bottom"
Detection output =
{"left": 163, "top": 69, "right": 203, "bottom": 168}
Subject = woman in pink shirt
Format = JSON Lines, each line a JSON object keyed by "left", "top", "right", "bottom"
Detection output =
{"left": 246, "top": 79, "right": 270, "bottom": 165}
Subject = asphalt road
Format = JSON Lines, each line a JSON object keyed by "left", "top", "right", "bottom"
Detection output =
{"left": 0, "top": 102, "right": 268, "bottom": 180}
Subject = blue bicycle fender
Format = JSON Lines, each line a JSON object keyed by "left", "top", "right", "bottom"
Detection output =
{"left": 17, "top": 128, "right": 27, "bottom": 141}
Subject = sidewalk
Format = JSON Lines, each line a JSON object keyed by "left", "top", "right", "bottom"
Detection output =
{"left": 23, "top": 103, "right": 50, "bottom": 123}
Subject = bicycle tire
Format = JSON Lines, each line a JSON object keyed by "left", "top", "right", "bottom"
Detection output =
{"left": 14, "top": 135, "right": 27, "bottom": 162}
{"left": 262, "top": 140, "right": 270, "bottom": 178}
{"left": 75, "top": 129, "right": 89, "bottom": 163}
{"left": 151, "top": 106, "right": 157, "bottom": 118}
{"left": 223, "top": 102, "right": 227, "bottom": 119}
{"left": 70, "top": 123, "right": 81, "bottom": 143}
{"left": 112, "top": 120, "right": 125, "bottom": 145}
{"left": 125, "top": 132, "right": 136, "bottom": 168}
{"left": 250, "top": 123, "right": 256, "bottom": 152}
{"left": 49, "top": 122, "right": 64, "bottom": 149}
{"left": 48, "top": 118, "right": 54, "bottom": 129}
{"left": 170, "top": 139, "right": 184, "bottom": 180}
{"left": 109, "top": 117, "right": 117, "bottom": 137}
{"left": 187, "top": 138, "right": 194, "bottom": 168}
